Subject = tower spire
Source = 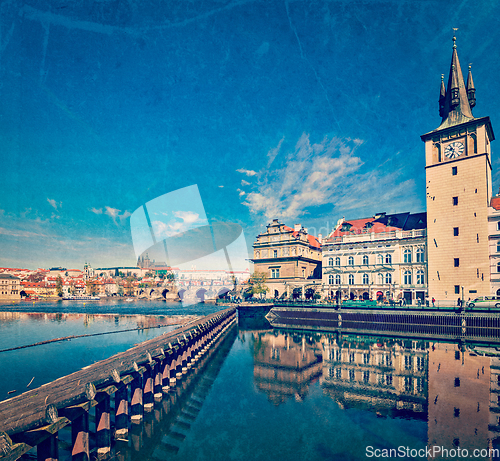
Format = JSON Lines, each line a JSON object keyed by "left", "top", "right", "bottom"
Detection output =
{"left": 438, "top": 32, "right": 474, "bottom": 129}
{"left": 466, "top": 64, "right": 476, "bottom": 108}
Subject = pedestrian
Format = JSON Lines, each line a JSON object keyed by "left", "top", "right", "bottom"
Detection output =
{"left": 432, "top": 297, "right": 435, "bottom": 307}
{"left": 457, "top": 298, "right": 461, "bottom": 307}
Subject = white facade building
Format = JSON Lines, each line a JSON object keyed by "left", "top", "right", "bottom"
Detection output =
{"left": 322, "top": 212, "right": 427, "bottom": 305}
{"left": 488, "top": 195, "right": 500, "bottom": 296}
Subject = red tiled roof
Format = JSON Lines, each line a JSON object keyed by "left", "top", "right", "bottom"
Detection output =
{"left": 330, "top": 217, "right": 401, "bottom": 238}
{"left": 491, "top": 196, "right": 500, "bottom": 210}
{"left": 283, "top": 226, "right": 321, "bottom": 248}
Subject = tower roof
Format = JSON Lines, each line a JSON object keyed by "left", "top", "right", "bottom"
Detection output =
{"left": 438, "top": 35, "right": 474, "bottom": 130}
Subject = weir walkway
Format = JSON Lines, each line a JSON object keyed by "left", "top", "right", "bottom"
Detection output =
{"left": 0, "top": 307, "right": 236, "bottom": 461}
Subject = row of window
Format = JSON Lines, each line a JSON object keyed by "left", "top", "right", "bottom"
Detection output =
{"left": 328, "top": 270, "right": 425, "bottom": 285}
{"left": 327, "top": 248, "right": 425, "bottom": 267}
{"left": 327, "top": 368, "right": 425, "bottom": 393}
{"left": 330, "top": 351, "right": 425, "bottom": 370}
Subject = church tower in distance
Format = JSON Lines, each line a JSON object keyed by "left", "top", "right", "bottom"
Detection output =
{"left": 421, "top": 35, "right": 495, "bottom": 302}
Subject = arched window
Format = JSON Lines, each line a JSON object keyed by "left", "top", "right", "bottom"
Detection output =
{"left": 335, "top": 275, "right": 341, "bottom": 284}
{"left": 416, "top": 248, "right": 425, "bottom": 262}
{"left": 471, "top": 133, "right": 477, "bottom": 154}
{"left": 335, "top": 257, "right": 341, "bottom": 266}
{"left": 363, "top": 255, "right": 369, "bottom": 265}
{"left": 328, "top": 258, "right": 333, "bottom": 267}
{"left": 385, "top": 254, "right": 392, "bottom": 264}
{"left": 403, "top": 248, "right": 412, "bottom": 263}
{"left": 329, "top": 275, "right": 334, "bottom": 284}
{"left": 363, "top": 273, "right": 369, "bottom": 284}
{"left": 348, "top": 256, "right": 354, "bottom": 266}
{"left": 377, "top": 254, "right": 383, "bottom": 264}
{"left": 349, "top": 274, "right": 354, "bottom": 285}
{"left": 385, "top": 273, "right": 392, "bottom": 284}
{"left": 378, "top": 273, "right": 384, "bottom": 284}
{"left": 417, "top": 270, "right": 424, "bottom": 284}
{"left": 404, "top": 270, "right": 412, "bottom": 285}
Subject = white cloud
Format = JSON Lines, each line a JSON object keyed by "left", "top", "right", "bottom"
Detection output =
{"left": 218, "top": 185, "right": 224, "bottom": 188}
{"left": 47, "top": 198, "right": 61, "bottom": 210}
{"left": 237, "top": 188, "right": 246, "bottom": 197}
{"left": 241, "top": 180, "right": 251, "bottom": 186}
{"left": 173, "top": 210, "right": 201, "bottom": 224}
{"left": 152, "top": 211, "right": 206, "bottom": 240}
{"left": 0, "top": 226, "right": 49, "bottom": 239}
{"left": 98, "top": 206, "right": 132, "bottom": 225}
{"left": 236, "top": 168, "right": 257, "bottom": 176}
{"left": 240, "top": 133, "right": 420, "bottom": 221}
{"left": 267, "top": 136, "right": 284, "bottom": 168}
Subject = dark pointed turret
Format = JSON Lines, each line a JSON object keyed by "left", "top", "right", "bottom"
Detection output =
{"left": 438, "top": 35, "right": 474, "bottom": 129}
{"left": 439, "top": 74, "right": 446, "bottom": 118}
{"left": 466, "top": 64, "right": 476, "bottom": 108}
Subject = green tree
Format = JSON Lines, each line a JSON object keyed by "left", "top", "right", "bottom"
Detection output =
{"left": 247, "top": 272, "right": 269, "bottom": 299}
{"left": 56, "top": 275, "right": 63, "bottom": 297}
{"left": 125, "top": 277, "right": 135, "bottom": 296}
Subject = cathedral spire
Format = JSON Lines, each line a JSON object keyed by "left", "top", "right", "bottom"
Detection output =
{"left": 438, "top": 33, "right": 474, "bottom": 129}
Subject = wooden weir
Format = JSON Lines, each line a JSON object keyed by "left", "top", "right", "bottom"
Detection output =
{"left": 0, "top": 307, "right": 236, "bottom": 461}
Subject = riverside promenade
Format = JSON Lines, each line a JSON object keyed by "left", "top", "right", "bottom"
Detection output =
{"left": 0, "top": 307, "right": 236, "bottom": 461}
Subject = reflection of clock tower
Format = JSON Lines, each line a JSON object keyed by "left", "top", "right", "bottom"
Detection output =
{"left": 421, "top": 35, "right": 495, "bottom": 302}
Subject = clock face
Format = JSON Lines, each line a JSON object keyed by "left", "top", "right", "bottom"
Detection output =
{"left": 444, "top": 141, "right": 464, "bottom": 159}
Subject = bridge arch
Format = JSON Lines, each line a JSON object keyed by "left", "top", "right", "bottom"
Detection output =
{"left": 217, "top": 287, "right": 231, "bottom": 299}
{"left": 196, "top": 288, "right": 207, "bottom": 302}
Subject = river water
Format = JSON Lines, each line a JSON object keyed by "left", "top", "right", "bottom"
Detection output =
{"left": 1, "top": 300, "right": 499, "bottom": 461}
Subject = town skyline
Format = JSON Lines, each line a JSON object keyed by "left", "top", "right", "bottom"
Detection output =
{"left": 2, "top": 1, "right": 500, "bottom": 270}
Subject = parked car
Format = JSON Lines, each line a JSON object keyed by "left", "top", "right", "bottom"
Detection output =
{"left": 466, "top": 296, "right": 500, "bottom": 308}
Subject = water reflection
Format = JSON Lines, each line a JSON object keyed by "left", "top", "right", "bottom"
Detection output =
{"left": 250, "top": 329, "right": 500, "bottom": 459}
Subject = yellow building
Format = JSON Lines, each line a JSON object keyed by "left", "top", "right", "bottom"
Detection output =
{"left": 251, "top": 219, "right": 322, "bottom": 299}
{"left": 0, "top": 274, "right": 20, "bottom": 300}
{"left": 421, "top": 35, "right": 494, "bottom": 302}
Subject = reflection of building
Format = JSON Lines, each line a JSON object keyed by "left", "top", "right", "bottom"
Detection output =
{"left": 489, "top": 356, "right": 500, "bottom": 448}
{"left": 427, "top": 342, "right": 490, "bottom": 459}
{"left": 322, "top": 212, "right": 427, "bottom": 304}
{"left": 252, "top": 331, "right": 323, "bottom": 405}
{"left": 421, "top": 36, "right": 494, "bottom": 302}
{"left": 252, "top": 219, "right": 322, "bottom": 299}
{"left": 321, "top": 336, "right": 428, "bottom": 418}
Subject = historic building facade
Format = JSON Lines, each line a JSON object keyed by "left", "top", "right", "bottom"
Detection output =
{"left": 321, "top": 212, "right": 427, "bottom": 304}
{"left": 421, "top": 35, "right": 494, "bottom": 302}
{"left": 488, "top": 195, "right": 500, "bottom": 297}
{"left": 251, "top": 219, "right": 322, "bottom": 299}
{"left": 0, "top": 274, "right": 20, "bottom": 300}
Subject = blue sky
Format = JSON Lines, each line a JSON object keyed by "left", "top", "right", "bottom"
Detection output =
{"left": 1, "top": 0, "right": 500, "bottom": 270}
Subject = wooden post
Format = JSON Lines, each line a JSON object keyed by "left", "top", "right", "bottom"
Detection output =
{"left": 95, "top": 394, "right": 111, "bottom": 459}
{"left": 161, "top": 357, "right": 172, "bottom": 392}
{"left": 114, "top": 384, "right": 129, "bottom": 439}
{"left": 153, "top": 359, "right": 163, "bottom": 400}
{"left": 130, "top": 373, "right": 143, "bottom": 423}
{"left": 71, "top": 412, "right": 89, "bottom": 461}
{"left": 143, "top": 367, "right": 154, "bottom": 412}
{"left": 37, "top": 433, "right": 58, "bottom": 461}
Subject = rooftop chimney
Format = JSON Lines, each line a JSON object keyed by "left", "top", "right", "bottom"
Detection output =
{"left": 294, "top": 224, "right": 301, "bottom": 231}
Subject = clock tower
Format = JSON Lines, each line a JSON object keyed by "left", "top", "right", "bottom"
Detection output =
{"left": 421, "top": 35, "right": 495, "bottom": 302}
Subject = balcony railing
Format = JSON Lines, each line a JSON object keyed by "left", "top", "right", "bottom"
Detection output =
{"left": 326, "top": 229, "right": 426, "bottom": 244}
